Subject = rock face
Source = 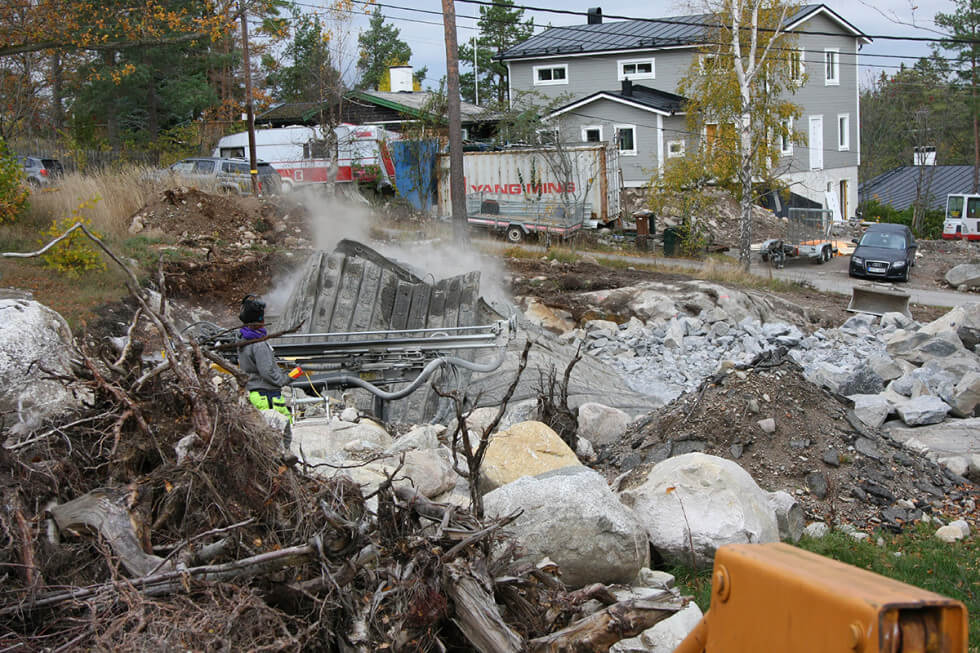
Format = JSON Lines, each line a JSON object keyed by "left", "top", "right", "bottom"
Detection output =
{"left": 618, "top": 453, "right": 779, "bottom": 568}
{"left": 479, "top": 421, "right": 580, "bottom": 492}
{"left": 577, "top": 402, "right": 631, "bottom": 446}
{"left": 0, "top": 297, "right": 79, "bottom": 437}
{"left": 483, "top": 467, "right": 649, "bottom": 588}
{"left": 887, "top": 418, "right": 980, "bottom": 481}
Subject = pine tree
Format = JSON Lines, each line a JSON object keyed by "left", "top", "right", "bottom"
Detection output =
{"left": 356, "top": 9, "right": 412, "bottom": 91}
{"left": 936, "top": 0, "right": 980, "bottom": 192}
{"left": 264, "top": 14, "right": 340, "bottom": 103}
{"left": 458, "top": 0, "right": 534, "bottom": 106}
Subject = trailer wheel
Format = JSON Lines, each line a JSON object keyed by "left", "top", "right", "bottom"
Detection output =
{"left": 770, "top": 249, "right": 785, "bottom": 269}
{"left": 506, "top": 226, "right": 524, "bottom": 243}
{"left": 822, "top": 246, "right": 832, "bottom": 263}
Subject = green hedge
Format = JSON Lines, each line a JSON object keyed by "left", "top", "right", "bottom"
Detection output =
{"left": 858, "top": 199, "right": 944, "bottom": 240}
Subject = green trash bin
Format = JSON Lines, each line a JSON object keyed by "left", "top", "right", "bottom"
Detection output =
{"left": 663, "top": 226, "right": 681, "bottom": 257}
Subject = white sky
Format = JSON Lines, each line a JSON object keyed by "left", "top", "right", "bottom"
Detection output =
{"left": 321, "top": 0, "right": 957, "bottom": 91}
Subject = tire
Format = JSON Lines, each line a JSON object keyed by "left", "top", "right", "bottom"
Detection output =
{"left": 506, "top": 226, "right": 524, "bottom": 243}
{"left": 901, "top": 263, "right": 910, "bottom": 282}
{"left": 823, "top": 246, "right": 832, "bottom": 263}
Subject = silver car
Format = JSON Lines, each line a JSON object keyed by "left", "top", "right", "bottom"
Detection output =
{"left": 169, "top": 157, "right": 282, "bottom": 195}
{"left": 17, "top": 155, "right": 63, "bottom": 187}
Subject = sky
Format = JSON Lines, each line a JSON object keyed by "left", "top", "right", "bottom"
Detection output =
{"left": 318, "top": 0, "right": 959, "bottom": 91}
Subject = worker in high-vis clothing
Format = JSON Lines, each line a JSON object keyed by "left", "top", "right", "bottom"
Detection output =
{"left": 237, "top": 294, "right": 302, "bottom": 421}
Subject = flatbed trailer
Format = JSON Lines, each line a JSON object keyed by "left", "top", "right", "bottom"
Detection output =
{"left": 466, "top": 195, "right": 586, "bottom": 243}
{"left": 761, "top": 208, "right": 835, "bottom": 268}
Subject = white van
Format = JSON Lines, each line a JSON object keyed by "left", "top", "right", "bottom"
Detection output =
{"left": 213, "top": 124, "right": 399, "bottom": 192}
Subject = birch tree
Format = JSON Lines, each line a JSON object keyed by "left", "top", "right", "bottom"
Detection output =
{"left": 677, "top": 0, "right": 803, "bottom": 269}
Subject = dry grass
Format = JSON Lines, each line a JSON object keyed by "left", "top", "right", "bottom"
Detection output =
{"left": 25, "top": 166, "right": 167, "bottom": 241}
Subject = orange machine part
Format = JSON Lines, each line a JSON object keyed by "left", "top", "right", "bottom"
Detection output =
{"left": 674, "top": 542, "right": 967, "bottom": 653}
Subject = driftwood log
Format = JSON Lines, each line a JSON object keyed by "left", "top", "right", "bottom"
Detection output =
{"left": 444, "top": 559, "right": 523, "bottom": 653}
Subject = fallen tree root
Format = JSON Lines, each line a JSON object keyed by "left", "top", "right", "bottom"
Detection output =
{"left": 527, "top": 597, "right": 686, "bottom": 652}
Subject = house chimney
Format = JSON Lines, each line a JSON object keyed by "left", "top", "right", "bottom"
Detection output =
{"left": 913, "top": 146, "right": 936, "bottom": 166}
{"left": 587, "top": 7, "right": 602, "bottom": 24}
{"left": 622, "top": 78, "right": 632, "bottom": 96}
{"left": 388, "top": 65, "right": 414, "bottom": 92}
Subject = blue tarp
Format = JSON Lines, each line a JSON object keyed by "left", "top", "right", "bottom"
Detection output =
{"left": 390, "top": 140, "right": 439, "bottom": 212}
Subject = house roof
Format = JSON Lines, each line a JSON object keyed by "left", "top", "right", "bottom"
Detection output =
{"left": 350, "top": 90, "right": 494, "bottom": 123}
{"left": 498, "top": 4, "right": 869, "bottom": 61}
{"left": 859, "top": 165, "right": 976, "bottom": 211}
{"left": 256, "top": 91, "right": 494, "bottom": 126}
{"left": 549, "top": 82, "right": 686, "bottom": 118}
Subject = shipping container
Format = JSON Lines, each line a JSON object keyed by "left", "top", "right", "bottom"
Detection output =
{"left": 436, "top": 144, "right": 621, "bottom": 227}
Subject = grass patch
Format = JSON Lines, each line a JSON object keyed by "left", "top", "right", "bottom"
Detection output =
{"left": 668, "top": 526, "right": 978, "bottom": 650}
{"left": 25, "top": 166, "right": 167, "bottom": 241}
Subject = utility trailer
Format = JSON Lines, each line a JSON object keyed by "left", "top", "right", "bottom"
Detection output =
{"left": 760, "top": 208, "right": 835, "bottom": 268}
{"left": 465, "top": 195, "right": 586, "bottom": 243}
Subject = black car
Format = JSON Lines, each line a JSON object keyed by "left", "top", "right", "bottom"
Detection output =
{"left": 848, "top": 223, "right": 917, "bottom": 282}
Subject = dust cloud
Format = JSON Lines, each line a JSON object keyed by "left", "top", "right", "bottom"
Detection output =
{"left": 263, "top": 188, "right": 513, "bottom": 317}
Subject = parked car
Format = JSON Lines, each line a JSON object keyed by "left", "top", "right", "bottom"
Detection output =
{"left": 168, "top": 157, "right": 282, "bottom": 195}
{"left": 16, "top": 155, "right": 64, "bottom": 186}
{"left": 848, "top": 223, "right": 917, "bottom": 282}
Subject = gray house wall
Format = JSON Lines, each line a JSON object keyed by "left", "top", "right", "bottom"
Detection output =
{"left": 555, "top": 97, "right": 666, "bottom": 185}
{"left": 508, "top": 47, "right": 698, "bottom": 105}
{"left": 506, "top": 8, "right": 864, "bottom": 216}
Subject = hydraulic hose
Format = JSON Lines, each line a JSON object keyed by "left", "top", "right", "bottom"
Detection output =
{"left": 289, "top": 350, "right": 507, "bottom": 401}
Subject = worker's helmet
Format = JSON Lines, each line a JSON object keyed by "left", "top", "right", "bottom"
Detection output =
{"left": 239, "top": 294, "right": 266, "bottom": 324}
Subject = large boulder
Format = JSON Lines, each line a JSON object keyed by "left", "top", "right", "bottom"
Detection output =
{"left": 0, "top": 296, "right": 79, "bottom": 437}
{"left": 618, "top": 453, "right": 778, "bottom": 569}
{"left": 483, "top": 466, "right": 649, "bottom": 588}
{"left": 290, "top": 417, "right": 394, "bottom": 460}
{"left": 577, "top": 402, "right": 631, "bottom": 446}
{"left": 848, "top": 394, "right": 891, "bottom": 429}
{"left": 886, "top": 418, "right": 980, "bottom": 481}
{"left": 480, "top": 421, "right": 580, "bottom": 492}
{"left": 803, "top": 361, "right": 883, "bottom": 396}
{"left": 945, "top": 264, "right": 980, "bottom": 289}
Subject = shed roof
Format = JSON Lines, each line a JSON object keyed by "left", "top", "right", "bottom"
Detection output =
{"left": 549, "top": 82, "right": 686, "bottom": 118}
{"left": 859, "top": 166, "right": 977, "bottom": 211}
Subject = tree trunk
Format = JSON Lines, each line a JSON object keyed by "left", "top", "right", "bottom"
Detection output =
{"left": 50, "top": 51, "right": 64, "bottom": 132}
{"left": 739, "top": 113, "right": 754, "bottom": 271}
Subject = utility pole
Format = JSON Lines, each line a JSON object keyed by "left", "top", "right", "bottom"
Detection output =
{"left": 473, "top": 36, "right": 479, "bottom": 106}
{"left": 442, "top": 0, "right": 469, "bottom": 243}
{"left": 240, "top": 1, "right": 259, "bottom": 196}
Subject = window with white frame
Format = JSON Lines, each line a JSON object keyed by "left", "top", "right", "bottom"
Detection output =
{"left": 667, "top": 140, "right": 685, "bottom": 158}
{"left": 789, "top": 49, "right": 805, "bottom": 84}
{"left": 824, "top": 49, "right": 839, "bottom": 85}
{"left": 581, "top": 125, "right": 603, "bottom": 143}
{"left": 779, "top": 117, "right": 794, "bottom": 155}
{"left": 533, "top": 63, "right": 568, "bottom": 86}
{"left": 618, "top": 57, "right": 655, "bottom": 81}
{"left": 837, "top": 113, "right": 849, "bottom": 151}
{"left": 615, "top": 124, "right": 637, "bottom": 156}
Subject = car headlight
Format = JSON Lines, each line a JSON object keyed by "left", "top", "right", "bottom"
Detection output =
{"left": 892, "top": 261, "right": 906, "bottom": 268}
{"left": 852, "top": 256, "right": 864, "bottom": 265}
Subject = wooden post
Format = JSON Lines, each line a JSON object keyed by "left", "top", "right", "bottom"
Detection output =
{"left": 240, "top": 2, "right": 259, "bottom": 196}
{"left": 442, "top": 0, "right": 469, "bottom": 243}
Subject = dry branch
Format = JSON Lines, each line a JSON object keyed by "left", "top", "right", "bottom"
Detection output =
{"left": 444, "top": 559, "right": 523, "bottom": 653}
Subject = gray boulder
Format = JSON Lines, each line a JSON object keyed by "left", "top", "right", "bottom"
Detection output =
{"left": 949, "top": 372, "right": 980, "bottom": 417}
{"left": 618, "top": 453, "right": 779, "bottom": 569}
{"left": 867, "top": 353, "right": 904, "bottom": 382}
{"left": 945, "top": 263, "right": 980, "bottom": 289}
{"left": 483, "top": 467, "right": 649, "bottom": 588}
{"left": 895, "top": 395, "right": 951, "bottom": 426}
{"left": 767, "top": 490, "right": 804, "bottom": 542}
{"left": 290, "top": 417, "right": 394, "bottom": 460}
{"left": 577, "top": 402, "right": 631, "bottom": 446}
{"left": 887, "top": 418, "right": 980, "bottom": 480}
{"left": 804, "top": 361, "right": 883, "bottom": 396}
{"left": 848, "top": 394, "right": 891, "bottom": 428}
{"left": 0, "top": 297, "right": 80, "bottom": 437}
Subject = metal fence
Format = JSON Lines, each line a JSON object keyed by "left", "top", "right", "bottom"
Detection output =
{"left": 465, "top": 194, "right": 589, "bottom": 228}
{"left": 786, "top": 207, "right": 833, "bottom": 243}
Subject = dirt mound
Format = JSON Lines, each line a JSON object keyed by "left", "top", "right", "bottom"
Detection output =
{"left": 597, "top": 353, "right": 978, "bottom": 533}
{"left": 654, "top": 188, "right": 787, "bottom": 247}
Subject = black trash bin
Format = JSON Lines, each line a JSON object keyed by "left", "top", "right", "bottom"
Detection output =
{"left": 663, "top": 226, "right": 681, "bottom": 257}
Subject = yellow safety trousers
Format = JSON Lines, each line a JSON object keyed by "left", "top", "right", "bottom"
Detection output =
{"left": 248, "top": 390, "right": 292, "bottom": 422}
